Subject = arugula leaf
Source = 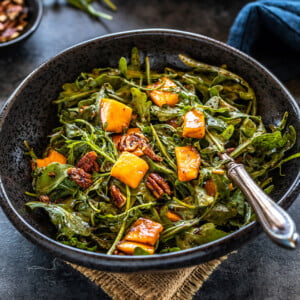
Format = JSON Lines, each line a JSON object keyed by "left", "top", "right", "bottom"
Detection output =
{"left": 194, "top": 186, "right": 214, "bottom": 207}
{"left": 204, "top": 204, "right": 237, "bottom": 225}
{"left": 273, "top": 153, "right": 300, "bottom": 174}
{"left": 130, "top": 87, "right": 151, "bottom": 123}
{"left": 204, "top": 111, "right": 227, "bottom": 132}
{"left": 220, "top": 124, "right": 235, "bottom": 141}
{"left": 227, "top": 189, "right": 246, "bottom": 216}
{"left": 118, "top": 57, "right": 127, "bottom": 78}
{"left": 133, "top": 247, "right": 151, "bottom": 255}
{"left": 252, "top": 131, "right": 284, "bottom": 151}
{"left": 281, "top": 125, "right": 297, "bottom": 152}
{"left": 205, "top": 96, "right": 219, "bottom": 109}
{"left": 176, "top": 223, "right": 228, "bottom": 249}
{"left": 60, "top": 236, "right": 97, "bottom": 251}
{"left": 35, "top": 163, "right": 71, "bottom": 195}
{"left": 252, "top": 130, "right": 288, "bottom": 152}
{"left": 240, "top": 118, "right": 257, "bottom": 138}
{"left": 160, "top": 247, "right": 181, "bottom": 253}
{"left": 151, "top": 105, "right": 181, "bottom": 122}
{"left": 128, "top": 47, "right": 141, "bottom": 71}
{"left": 211, "top": 173, "right": 231, "bottom": 200}
{"left": 26, "top": 202, "right": 91, "bottom": 237}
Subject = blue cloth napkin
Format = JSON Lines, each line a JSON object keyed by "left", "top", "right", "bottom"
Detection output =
{"left": 228, "top": 0, "right": 300, "bottom": 81}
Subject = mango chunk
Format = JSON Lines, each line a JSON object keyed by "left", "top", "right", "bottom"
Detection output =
{"left": 111, "top": 152, "right": 149, "bottom": 188}
{"left": 182, "top": 109, "right": 205, "bottom": 139}
{"left": 111, "top": 134, "right": 122, "bottom": 147}
{"left": 166, "top": 210, "right": 182, "bottom": 222}
{"left": 116, "top": 241, "right": 154, "bottom": 255}
{"left": 147, "top": 77, "right": 179, "bottom": 107}
{"left": 100, "top": 98, "right": 132, "bottom": 133}
{"left": 36, "top": 150, "right": 67, "bottom": 168}
{"left": 124, "top": 217, "right": 163, "bottom": 246}
{"left": 175, "top": 146, "right": 201, "bottom": 182}
{"left": 126, "top": 127, "right": 141, "bottom": 134}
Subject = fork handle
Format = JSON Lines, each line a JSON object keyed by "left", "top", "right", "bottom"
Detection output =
{"left": 220, "top": 153, "right": 299, "bottom": 249}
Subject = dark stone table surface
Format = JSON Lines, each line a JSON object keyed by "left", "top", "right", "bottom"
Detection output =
{"left": 0, "top": 1, "right": 299, "bottom": 299}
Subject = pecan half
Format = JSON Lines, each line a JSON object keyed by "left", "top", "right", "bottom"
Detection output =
{"left": 118, "top": 132, "right": 162, "bottom": 162}
{"left": 110, "top": 185, "right": 126, "bottom": 208}
{"left": 76, "top": 151, "right": 100, "bottom": 173}
{"left": 141, "top": 144, "right": 163, "bottom": 162}
{"left": 146, "top": 173, "right": 172, "bottom": 199}
{"left": 118, "top": 133, "right": 144, "bottom": 152}
{"left": 67, "top": 167, "right": 93, "bottom": 189}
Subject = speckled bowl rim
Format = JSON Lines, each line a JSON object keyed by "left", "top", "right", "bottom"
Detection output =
{"left": 0, "top": 29, "right": 299, "bottom": 272}
{"left": 0, "top": 0, "right": 43, "bottom": 48}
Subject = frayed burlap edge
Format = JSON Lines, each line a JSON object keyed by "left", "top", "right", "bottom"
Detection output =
{"left": 171, "top": 256, "right": 227, "bottom": 300}
{"left": 67, "top": 255, "right": 227, "bottom": 300}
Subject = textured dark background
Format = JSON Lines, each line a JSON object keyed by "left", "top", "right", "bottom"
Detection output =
{"left": 0, "top": 0, "right": 299, "bottom": 299}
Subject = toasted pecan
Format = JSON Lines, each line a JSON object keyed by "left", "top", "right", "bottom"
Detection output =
{"left": 76, "top": 151, "right": 100, "bottom": 173}
{"left": 146, "top": 173, "right": 172, "bottom": 199}
{"left": 118, "top": 132, "right": 162, "bottom": 162}
{"left": 67, "top": 167, "right": 93, "bottom": 189}
{"left": 110, "top": 185, "right": 126, "bottom": 208}
{"left": 118, "top": 133, "right": 145, "bottom": 152}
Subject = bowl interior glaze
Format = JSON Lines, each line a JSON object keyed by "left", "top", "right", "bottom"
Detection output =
{"left": 0, "top": 30, "right": 299, "bottom": 272}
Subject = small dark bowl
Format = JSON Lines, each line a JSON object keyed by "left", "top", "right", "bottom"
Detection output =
{"left": 0, "top": 0, "right": 43, "bottom": 48}
{"left": 0, "top": 29, "right": 299, "bottom": 272}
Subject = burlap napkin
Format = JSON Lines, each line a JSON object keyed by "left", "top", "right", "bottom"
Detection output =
{"left": 68, "top": 255, "right": 227, "bottom": 300}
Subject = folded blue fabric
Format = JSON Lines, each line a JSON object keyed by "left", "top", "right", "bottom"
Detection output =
{"left": 228, "top": 0, "right": 300, "bottom": 81}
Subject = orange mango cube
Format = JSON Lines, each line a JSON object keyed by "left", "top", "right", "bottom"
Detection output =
{"left": 36, "top": 150, "right": 67, "bottom": 168}
{"left": 100, "top": 98, "right": 132, "bottom": 133}
{"left": 111, "top": 134, "right": 122, "bottom": 148}
{"left": 110, "top": 152, "right": 149, "bottom": 188}
{"left": 166, "top": 210, "right": 182, "bottom": 222}
{"left": 116, "top": 241, "right": 154, "bottom": 255}
{"left": 147, "top": 77, "right": 179, "bottom": 107}
{"left": 126, "top": 127, "right": 141, "bottom": 134}
{"left": 182, "top": 109, "right": 205, "bottom": 139}
{"left": 175, "top": 146, "right": 201, "bottom": 182}
{"left": 124, "top": 217, "right": 163, "bottom": 246}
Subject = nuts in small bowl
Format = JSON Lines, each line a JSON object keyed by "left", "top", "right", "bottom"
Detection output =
{"left": 0, "top": 0, "right": 42, "bottom": 47}
{"left": 0, "top": 0, "right": 28, "bottom": 43}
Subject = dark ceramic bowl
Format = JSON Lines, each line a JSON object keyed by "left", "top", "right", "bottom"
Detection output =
{"left": 0, "top": 29, "right": 299, "bottom": 272}
{"left": 0, "top": 0, "right": 43, "bottom": 48}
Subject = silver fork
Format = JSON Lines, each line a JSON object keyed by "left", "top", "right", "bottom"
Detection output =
{"left": 220, "top": 153, "right": 299, "bottom": 249}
